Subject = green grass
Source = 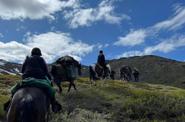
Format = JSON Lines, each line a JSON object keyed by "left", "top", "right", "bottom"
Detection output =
{"left": 1, "top": 75, "right": 185, "bottom": 122}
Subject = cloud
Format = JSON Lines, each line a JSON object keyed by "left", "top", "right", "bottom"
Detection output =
{"left": 0, "top": 0, "right": 129, "bottom": 28}
{"left": 60, "top": 0, "right": 80, "bottom": 9}
{"left": 0, "top": 32, "right": 94, "bottom": 63}
{"left": 115, "top": 5, "right": 185, "bottom": 47}
{"left": 116, "top": 35, "right": 185, "bottom": 58}
{"left": 0, "top": 0, "right": 79, "bottom": 20}
{"left": 96, "top": 43, "right": 110, "bottom": 49}
{"left": 0, "top": 41, "right": 31, "bottom": 62}
{"left": 153, "top": 5, "right": 185, "bottom": 31}
{"left": 64, "top": 0, "right": 130, "bottom": 28}
{"left": 143, "top": 35, "right": 185, "bottom": 54}
{"left": 114, "top": 29, "right": 146, "bottom": 46}
{"left": 116, "top": 51, "right": 143, "bottom": 58}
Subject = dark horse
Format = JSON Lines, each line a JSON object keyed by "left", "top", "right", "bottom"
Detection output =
{"left": 89, "top": 64, "right": 111, "bottom": 81}
{"left": 120, "top": 66, "right": 132, "bottom": 81}
{"left": 7, "top": 87, "right": 50, "bottom": 122}
{"left": 51, "top": 56, "right": 81, "bottom": 93}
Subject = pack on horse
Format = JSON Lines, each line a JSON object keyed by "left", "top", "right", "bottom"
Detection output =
{"left": 120, "top": 65, "right": 132, "bottom": 82}
{"left": 51, "top": 56, "right": 81, "bottom": 93}
{"left": 5, "top": 48, "right": 61, "bottom": 122}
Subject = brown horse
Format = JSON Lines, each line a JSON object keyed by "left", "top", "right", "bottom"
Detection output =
{"left": 7, "top": 87, "right": 50, "bottom": 122}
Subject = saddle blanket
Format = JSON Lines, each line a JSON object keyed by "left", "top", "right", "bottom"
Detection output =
{"left": 11, "top": 77, "right": 55, "bottom": 97}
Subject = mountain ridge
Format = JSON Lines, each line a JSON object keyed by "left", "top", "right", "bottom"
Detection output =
{"left": 0, "top": 55, "right": 185, "bottom": 89}
{"left": 108, "top": 55, "right": 185, "bottom": 88}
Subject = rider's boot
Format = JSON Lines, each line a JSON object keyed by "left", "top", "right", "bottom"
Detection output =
{"left": 51, "top": 97, "right": 62, "bottom": 113}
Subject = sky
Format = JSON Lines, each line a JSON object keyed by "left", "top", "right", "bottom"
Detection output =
{"left": 0, "top": 0, "right": 185, "bottom": 65}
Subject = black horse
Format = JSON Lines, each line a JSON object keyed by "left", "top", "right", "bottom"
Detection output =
{"left": 51, "top": 56, "right": 81, "bottom": 93}
{"left": 120, "top": 66, "right": 132, "bottom": 81}
{"left": 7, "top": 87, "right": 50, "bottom": 122}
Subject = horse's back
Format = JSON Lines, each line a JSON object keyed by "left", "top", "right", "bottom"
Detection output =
{"left": 7, "top": 87, "right": 49, "bottom": 122}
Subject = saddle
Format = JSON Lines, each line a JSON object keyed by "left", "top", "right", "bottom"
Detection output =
{"left": 11, "top": 77, "right": 55, "bottom": 99}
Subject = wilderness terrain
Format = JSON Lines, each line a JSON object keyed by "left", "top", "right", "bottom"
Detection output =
{"left": 82, "top": 55, "right": 185, "bottom": 88}
{"left": 0, "top": 75, "right": 185, "bottom": 122}
{"left": 2, "top": 55, "right": 185, "bottom": 88}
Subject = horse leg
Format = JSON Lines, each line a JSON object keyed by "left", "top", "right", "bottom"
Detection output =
{"left": 71, "top": 80, "right": 77, "bottom": 91}
{"left": 68, "top": 82, "right": 72, "bottom": 92}
{"left": 89, "top": 75, "right": 93, "bottom": 84}
{"left": 56, "top": 83, "right": 62, "bottom": 93}
{"left": 67, "top": 81, "right": 76, "bottom": 92}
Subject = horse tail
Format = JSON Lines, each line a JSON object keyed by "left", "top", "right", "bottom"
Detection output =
{"left": 17, "top": 94, "right": 35, "bottom": 122}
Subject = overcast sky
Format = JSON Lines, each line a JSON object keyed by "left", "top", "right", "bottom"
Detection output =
{"left": 0, "top": 0, "right": 184, "bottom": 64}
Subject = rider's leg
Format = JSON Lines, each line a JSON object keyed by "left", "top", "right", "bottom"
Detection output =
{"left": 102, "top": 64, "right": 107, "bottom": 79}
{"left": 41, "top": 87, "right": 61, "bottom": 113}
{"left": 4, "top": 94, "right": 13, "bottom": 112}
{"left": 72, "top": 81, "right": 77, "bottom": 90}
{"left": 50, "top": 96, "right": 62, "bottom": 113}
{"left": 68, "top": 80, "right": 77, "bottom": 92}
{"left": 4, "top": 99, "right": 11, "bottom": 112}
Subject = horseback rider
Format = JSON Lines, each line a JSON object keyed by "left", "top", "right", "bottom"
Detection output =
{"left": 22, "top": 48, "right": 52, "bottom": 80}
{"left": 4, "top": 48, "right": 61, "bottom": 113}
{"left": 97, "top": 50, "right": 106, "bottom": 77}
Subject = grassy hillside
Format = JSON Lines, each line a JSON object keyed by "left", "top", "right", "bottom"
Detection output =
{"left": 1, "top": 75, "right": 185, "bottom": 121}
{"left": 109, "top": 55, "right": 185, "bottom": 88}
{"left": 0, "top": 75, "right": 20, "bottom": 119}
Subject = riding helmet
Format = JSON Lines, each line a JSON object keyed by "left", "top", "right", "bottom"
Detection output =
{"left": 31, "top": 47, "right": 42, "bottom": 56}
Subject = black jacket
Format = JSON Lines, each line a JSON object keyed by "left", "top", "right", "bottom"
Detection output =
{"left": 97, "top": 54, "right": 105, "bottom": 66}
{"left": 21, "top": 55, "right": 51, "bottom": 80}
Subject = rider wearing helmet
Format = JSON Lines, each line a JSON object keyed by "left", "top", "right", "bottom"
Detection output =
{"left": 22, "top": 47, "right": 51, "bottom": 80}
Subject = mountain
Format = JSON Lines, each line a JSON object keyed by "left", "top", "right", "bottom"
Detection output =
{"left": 1, "top": 55, "right": 185, "bottom": 88}
{"left": 108, "top": 55, "right": 185, "bottom": 88}
{"left": 0, "top": 59, "right": 21, "bottom": 75}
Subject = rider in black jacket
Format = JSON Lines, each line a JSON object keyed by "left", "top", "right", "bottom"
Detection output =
{"left": 97, "top": 50, "right": 107, "bottom": 77}
{"left": 22, "top": 49, "right": 51, "bottom": 80}
{"left": 97, "top": 50, "right": 106, "bottom": 67}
